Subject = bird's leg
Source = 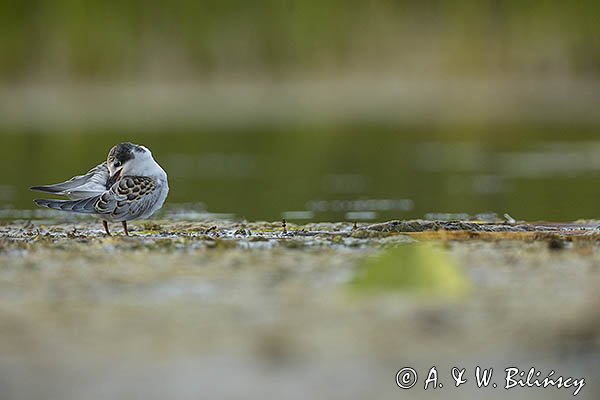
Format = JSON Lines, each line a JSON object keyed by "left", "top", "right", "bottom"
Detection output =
{"left": 122, "top": 221, "right": 129, "bottom": 236}
{"left": 102, "top": 220, "right": 111, "bottom": 236}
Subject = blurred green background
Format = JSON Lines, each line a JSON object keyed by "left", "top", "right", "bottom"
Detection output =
{"left": 1, "top": 0, "right": 600, "bottom": 221}
{"left": 2, "top": 0, "right": 599, "bottom": 79}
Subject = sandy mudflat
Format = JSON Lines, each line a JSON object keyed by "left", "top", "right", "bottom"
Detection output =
{"left": 0, "top": 219, "right": 599, "bottom": 399}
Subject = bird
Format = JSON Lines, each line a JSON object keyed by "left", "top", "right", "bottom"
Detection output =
{"left": 30, "top": 142, "right": 169, "bottom": 236}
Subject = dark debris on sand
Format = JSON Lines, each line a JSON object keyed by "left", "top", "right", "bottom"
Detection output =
{"left": 361, "top": 220, "right": 542, "bottom": 233}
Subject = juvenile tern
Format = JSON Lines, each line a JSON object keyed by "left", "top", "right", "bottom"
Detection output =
{"left": 31, "top": 142, "right": 169, "bottom": 235}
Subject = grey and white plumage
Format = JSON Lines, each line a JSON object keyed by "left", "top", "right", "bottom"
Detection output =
{"left": 31, "top": 142, "right": 169, "bottom": 235}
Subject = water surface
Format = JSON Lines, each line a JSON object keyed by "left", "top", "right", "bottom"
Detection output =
{"left": 1, "top": 125, "right": 599, "bottom": 222}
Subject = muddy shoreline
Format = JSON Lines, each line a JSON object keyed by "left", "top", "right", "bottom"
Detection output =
{"left": 1, "top": 219, "right": 599, "bottom": 399}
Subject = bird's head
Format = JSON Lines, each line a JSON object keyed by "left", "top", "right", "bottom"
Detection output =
{"left": 106, "top": 142, "right": 153, "bottom": 184}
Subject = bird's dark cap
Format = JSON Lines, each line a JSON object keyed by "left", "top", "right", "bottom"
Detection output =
{"left": 107, "top": 142, "right": 145, "bottom": 163}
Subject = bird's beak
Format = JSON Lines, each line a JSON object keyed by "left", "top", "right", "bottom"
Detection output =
{"left": 107, "top": 168, "right": 123, "bottom": 188}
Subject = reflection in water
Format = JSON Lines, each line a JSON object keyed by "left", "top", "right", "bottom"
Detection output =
{"left": 281, "top": 211, "right": 314, "bottom": 220}
{"left": 305, "top": 199, "right": 414, "bottom": 213}
{"left": 305, "top": 199, "right": 414, "bottom": 221}
{"left": 344, "top": 211, "right": 378, "bottom": 221}
{"left": 163, "top": 203, "right": 236, "bottom": 221}
{"left": 424, "top": 212, "right": 502, "bottom": 222}
{"left": 498, "top": 142, "right": 600, "bottom": 177}
{"left": 1, "top": 128, "right": 600, "bottom": 222}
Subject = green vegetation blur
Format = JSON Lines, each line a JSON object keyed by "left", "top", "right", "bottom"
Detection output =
{"left": 351, "top": 243, "right": 469, "bottom": 296}
{"left": 1, "top": 0, "right": 599, "bottom": 80}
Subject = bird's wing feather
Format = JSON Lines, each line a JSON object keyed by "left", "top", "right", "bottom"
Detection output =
{"left": 30, "top": 162, "right": 110, "bottom": 199}
{"left": 34, "top": 176, "right": 159, "bottom": 220}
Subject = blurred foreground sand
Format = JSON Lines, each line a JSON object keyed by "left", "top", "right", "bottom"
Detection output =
{"left": 0, "top": 220, "right": 599, "bottom": 399}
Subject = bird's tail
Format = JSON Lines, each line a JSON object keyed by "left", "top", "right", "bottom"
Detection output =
{"left": 30, "top": 176, "right": 91, "bottom": 195}
{"left": 30, "top": 163, "right": 110, "bottom": 199}
{"left": 34, "top": 197, "right": 99, "bottom": 214}
{"left": 30, "top": 184, "right": 68, "bottom": 194}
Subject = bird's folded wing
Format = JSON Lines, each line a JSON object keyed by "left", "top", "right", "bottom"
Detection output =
{"left": 35, "top": 176, "right": 158, "bottom": 219}
{"left": 96, "top": 176, "right": 158, "bottom": 219}
{"left": 30, "top": 162, "right": 110, "bottom": 199}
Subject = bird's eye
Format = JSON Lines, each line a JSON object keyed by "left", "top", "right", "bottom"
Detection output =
{"left": 114, "top": 161, "right": 122, "bottom": 168}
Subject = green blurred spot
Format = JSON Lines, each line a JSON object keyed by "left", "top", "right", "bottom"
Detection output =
{"left": 351, "top": 244, "right": 469, "bottom": 297}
